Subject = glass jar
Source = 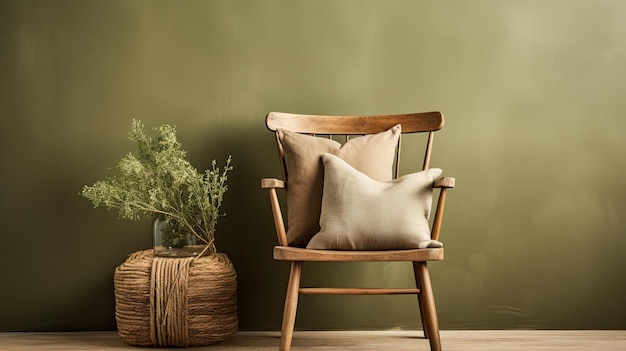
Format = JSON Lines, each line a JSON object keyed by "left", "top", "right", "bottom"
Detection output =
{"left": 153, "top": 218, "right": 206, "bottom": 257}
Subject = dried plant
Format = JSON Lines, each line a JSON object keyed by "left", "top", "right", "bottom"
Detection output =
{"left": 81, "top": 120, "right": 232, "bottom": 255}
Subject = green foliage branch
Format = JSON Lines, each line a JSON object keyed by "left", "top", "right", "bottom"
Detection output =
{"left": 81, "top": 120, "right": 232, "bottom": 255}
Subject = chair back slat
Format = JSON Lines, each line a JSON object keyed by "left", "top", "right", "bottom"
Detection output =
{"left": 266, "top": 111, "right": 444, "bottom": 134}
{"left": 423, "top": 131, "right": 435, "bottom": 170}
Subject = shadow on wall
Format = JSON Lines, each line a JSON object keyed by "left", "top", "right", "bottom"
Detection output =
{"left": 196, "top": 119, "right": 434, "bottom": 331}
{"left": 195, "top": 119, "right": 288, "bottom": 330}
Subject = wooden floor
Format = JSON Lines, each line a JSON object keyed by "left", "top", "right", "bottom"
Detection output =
{"left": 1, "top": 330, "right": 625, "bottom": 351}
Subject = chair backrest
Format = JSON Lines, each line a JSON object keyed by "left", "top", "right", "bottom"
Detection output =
{"left": 266, "top": 111, "right": 444, "bottom": 181}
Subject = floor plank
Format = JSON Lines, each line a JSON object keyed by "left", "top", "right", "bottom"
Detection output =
{"left": 0, "top": 330, "right": 625, "bottom": 351}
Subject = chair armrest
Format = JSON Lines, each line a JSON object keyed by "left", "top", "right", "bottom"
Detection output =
{"left": 261, "top": 178, "right": 288, "bottom": 246}
{"left": 261, "top": 178, "right": 285, "bottom": 189}
{"left": 434, "top": 176, "right": 455, "bottom": 189}
{"left": 430, "top": 177, "right": 455, "bottom": 242}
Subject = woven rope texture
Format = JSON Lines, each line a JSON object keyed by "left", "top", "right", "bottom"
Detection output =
{"left": 114, "top": 250, "right": 237, "bottom": 346}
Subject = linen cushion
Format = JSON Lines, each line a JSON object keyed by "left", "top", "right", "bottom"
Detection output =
{"left": 279, "top": 124, "right": 401, "bottom": 246}
{"left": 306, "top": 153, "right": 443, "bottom": 250}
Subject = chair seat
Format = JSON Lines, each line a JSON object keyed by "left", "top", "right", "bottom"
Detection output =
{"left": 273, "top": 246, "right": 444, "bottom": 262}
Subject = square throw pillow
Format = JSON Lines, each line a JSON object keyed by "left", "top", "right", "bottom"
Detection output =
{"left": 279, "top": 124, "right": 401, "bottom": 246}
{"left": 306, "top": 153, "right": 443, "bottom": 250}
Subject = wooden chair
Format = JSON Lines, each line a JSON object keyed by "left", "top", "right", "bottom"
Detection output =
{"left": 261, "top": 111, "right": 455, "bottom": 351}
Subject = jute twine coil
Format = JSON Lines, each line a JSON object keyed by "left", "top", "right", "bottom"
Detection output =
{"left": 114, "top": 250, "right": 238, "bottom": 347}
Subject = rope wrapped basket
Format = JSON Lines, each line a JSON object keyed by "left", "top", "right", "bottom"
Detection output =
{"left": 114, "top": 250, "right": 238, "bottom": 347}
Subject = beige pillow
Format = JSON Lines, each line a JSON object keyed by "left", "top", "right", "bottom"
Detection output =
{"left": 279, "top": 124, "right": 401, "bottom": 246}
{"left": 306, "top": 153, "right": 443, "bottom": 250}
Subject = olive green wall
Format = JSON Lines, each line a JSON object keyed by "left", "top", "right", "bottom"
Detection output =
{"left": 1, "top": 0, "right": 625, "bottom": 331}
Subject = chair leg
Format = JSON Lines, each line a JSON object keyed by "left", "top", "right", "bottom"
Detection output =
{"left": 414, "top": 262, "right": 441, "bottom": 351}
{"left": 413, "top": 262, "right": 430, "bottom": 340}
{"left": 280, "top": 261, "right": 303, "bottom": 351}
